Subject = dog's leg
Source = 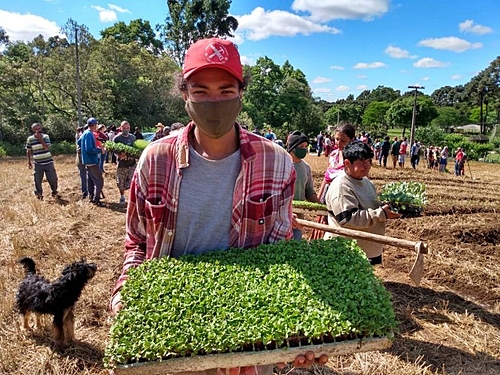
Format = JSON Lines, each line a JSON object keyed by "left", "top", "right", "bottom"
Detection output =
{"left": 21, "top": 310, "right": 31, "bottom": 331}
{"left": 52, "top": 313, "right": 65, "bottom": 346}
{"left": 35, "top": 313, "right": 43, "bottom": 330}
{"left": 63, "top": 307, "right": 75, "bottom": 343}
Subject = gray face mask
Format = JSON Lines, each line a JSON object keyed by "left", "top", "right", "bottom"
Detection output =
{"left": 185, "top": 97, "right": 242, "bottom": 139}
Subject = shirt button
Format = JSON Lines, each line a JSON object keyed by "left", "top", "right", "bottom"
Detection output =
{"left": 168, "top": 231, "right": 173, "bottom": 236}
{"left": 171, "top": 198, "right": 176, "bottom": 203}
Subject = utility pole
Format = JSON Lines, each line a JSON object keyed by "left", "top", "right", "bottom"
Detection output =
{"left": 408, "top": 85, "right": 424, "bottom": 149}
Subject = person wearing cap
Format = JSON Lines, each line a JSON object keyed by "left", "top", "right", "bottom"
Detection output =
{"left": 112, "top": 120, "right": 136, "bottom": 205}
{"left": 324, "top": 141, "right": 401, "bottom": 265}
{"left": 26, "top": 122, "right": 59, "bottom": 200}
{"left": 77, "top": 117, "right": 104, "bottom": 206}
{"left": 287, "top": 130, "right": 321, "bottom": 240}
{"left": 110, "top": 37, "right": 327, "bottom": 373}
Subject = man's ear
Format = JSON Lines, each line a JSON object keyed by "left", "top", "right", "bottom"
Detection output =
{"left": 344, "top": 159, "right": 351, "bottom": 168}
{"left": 182, "top": 91, "right": 188, "bottom": 101}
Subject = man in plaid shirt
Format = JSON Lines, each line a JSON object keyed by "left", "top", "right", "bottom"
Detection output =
{"left": 110, "top": 38, "right": 328, "bottom": 374}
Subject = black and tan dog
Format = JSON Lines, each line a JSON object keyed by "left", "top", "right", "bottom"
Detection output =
{"left": 15, "top": 257, "right": 97, "bottom": 346}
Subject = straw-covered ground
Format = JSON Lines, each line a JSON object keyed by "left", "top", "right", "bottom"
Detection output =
{"left": 0, "top": 153, "right": 499, "bottom": 375}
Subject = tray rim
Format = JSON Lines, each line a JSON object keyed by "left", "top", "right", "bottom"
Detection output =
{"left": 113, "top": 336, "right": 392, "bottom": 375}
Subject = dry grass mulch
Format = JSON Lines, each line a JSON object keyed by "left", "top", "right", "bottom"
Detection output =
{"left": 0, "top": 154, "right": 499, "bottom": 375}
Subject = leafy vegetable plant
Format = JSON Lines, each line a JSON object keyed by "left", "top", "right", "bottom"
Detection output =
{"left": 292, "top": 200, "right": 328, "bottom": 211}
{"left": 104, "top": 141, "right": 143, "bottom": 158}
{"left": 104, "top": 239, "right": 397, "bottom": 368}
{"left": 378, "top": 181, "right": 426, "bottom": 216}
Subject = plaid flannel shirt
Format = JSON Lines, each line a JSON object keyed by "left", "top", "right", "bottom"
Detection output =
{"left": 111, "top": 123, "right": 295, "bottom": 302}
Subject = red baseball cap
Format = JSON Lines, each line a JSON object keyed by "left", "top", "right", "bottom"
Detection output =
{"left": 182, "top": 38, "right": 243, "bottom": 83}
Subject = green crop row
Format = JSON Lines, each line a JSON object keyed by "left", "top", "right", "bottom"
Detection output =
{"left": 292, "top": 200, "right": 328, "bottom": 211}
{"left": 378, "top": 181, "right": 426, "bottom": 211}
{"left": 104, "top": 238, "right": 397, "bottom": 368}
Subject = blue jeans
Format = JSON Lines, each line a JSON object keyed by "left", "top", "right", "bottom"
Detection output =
{"left": 293, "top": 228, "right": 303, "bottom": 241}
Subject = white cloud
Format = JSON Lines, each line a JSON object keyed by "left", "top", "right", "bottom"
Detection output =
{"left": 291, "top": 0, "right": 390, "bottom": 22}
{"left": 234, "top": 7, "right": 341, "bottom": 41}
{"left": 413, "top": 58, "right": 449, "bottom": 68}
{"left": 459, "top": 20, "right": 492, "bottom": 35}
{"left": 385, "top": 45, "right": 417, "bottom": 59}
{"left": 312, "top": 76, "right": 331, "bottom": 84}
{"left": 418, "top": 37, "right": 482, "bottom": 52}
{"left": 108, "top": 4, "right": 130, "bottom": 13}
{"left": 421, "top": 76, "right": 430, "bottom": 81}
{"left": 450, "top": 74, "right": 463, "bottom": 80}
{"left": 91, "top": 6, "right": 117, "bottom": 22}
{"left": 336, "top": 85, "right": 351, "bottom": 92}
{"left": 0, "top": 10, "right": 63, "bottom": 42}
{"left": 357, "top": 74, "right": 367, "bottom": 79}
{"left": 313, "top": 87, "right": 332, "bottom": 93}
{"left": 330, "top": 65, "right": 344, "bottom": 70}
{"left": 356, "top": 84, "right": 368, "bottom": 90}
{"left": 240, "top": 55, "right": 253, "bottom": 66}
{"left": 92, "top": 4, "right": 130, "bottom": 23}
{"left": 353, "top": 62, "right": 386, "bottom": 69}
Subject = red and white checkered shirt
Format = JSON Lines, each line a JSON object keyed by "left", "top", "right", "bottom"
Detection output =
{"left": 112, "top": 123, "right": 295, "bottom": 301}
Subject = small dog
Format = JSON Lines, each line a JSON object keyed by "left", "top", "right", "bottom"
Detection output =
{"left": 16, "top": 257, "right": 97, "bottom": 346}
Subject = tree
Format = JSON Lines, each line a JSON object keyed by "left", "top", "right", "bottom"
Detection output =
{"left": 62, "top": 19, "right": 94, "bottom": 127}
{"left": 160, "top": 0, "right": 238, "bottom": 66}
{"left": 356, "top": 86, "right": 400, "bottom": 108}
{"left": 431, "top": 107, "right": 467, "bottom": 131}
{"left": 386, "top": 95, "right": 438, "bottom": 135}
{"left": 101, "top": 19, "right": 163, "bottom": 54}
{"left": 0, "top": 26, "right": 9, "bottom": 48}
{"left": 362, "top": 101, "right": 390, "bottom": 128}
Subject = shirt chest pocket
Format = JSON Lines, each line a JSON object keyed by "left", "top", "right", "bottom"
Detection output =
{"left": 243, "top": 193, "right": 279, "bottom": 235}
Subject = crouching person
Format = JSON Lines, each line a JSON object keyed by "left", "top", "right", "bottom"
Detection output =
{"left": 324, "top": 141, "right": 401, "bottom": 265}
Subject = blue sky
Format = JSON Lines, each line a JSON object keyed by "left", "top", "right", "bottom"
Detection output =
{"left": 1, "top": 0, "right": 498, "bottom": 101}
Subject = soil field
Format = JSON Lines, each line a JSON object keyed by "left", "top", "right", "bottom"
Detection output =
{"left": 0, "top": 153, "right": 499, "bottom": 375}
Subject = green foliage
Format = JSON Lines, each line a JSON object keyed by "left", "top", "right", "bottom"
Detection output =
{"left": 50, "top": 141, "right": 76, "bottom": 155}
{"left": 161, "top": 0, "right": 238, "bottom": 66}
{"left": 442, "top": 134, "right": 494, "bottom": 160}
{"left": 100, "top": 19, "right": 163, "bottom": 54}
{"left": 0, "top": 142, "right": 24, "bottom": 156}
{"left": 415, "top": 124, "right": 446, "bottom": 146}
{"left": 431, "top": 107, "right": 467, "bottom": 130}
{"left": 490, "top": 137, "right": 500, "bottom": 149}
{"left": 0, "top": 145, "right": 7, "bottom": 157}
{"left": 104, "top": 239, "right": 397, "bottom": 367}
{"left": 133, "top": 139, "right": 150, "bottom": 150}
{"left": 379, "top": 182, "right": 427, "bottom": 212}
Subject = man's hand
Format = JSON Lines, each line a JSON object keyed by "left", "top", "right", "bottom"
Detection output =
{"left": 27, "top": 162, "right": 32, "bottom": 170}
{"left": 291, "top": 214, "right": 303, "bottom": 230}
{"left": 382, "top": 204, "right": 402, "bottom": 219}
{"left": 277, "top": 351, "right": 329, "bottom": 369}
{"left": 110, "top": 292, "right": 123, "bottom": 315}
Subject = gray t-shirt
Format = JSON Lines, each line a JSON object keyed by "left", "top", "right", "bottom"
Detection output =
{"left": 171, "top": 146, "right": 241, "bottom": 258}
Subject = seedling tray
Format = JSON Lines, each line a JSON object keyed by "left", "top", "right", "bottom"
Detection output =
{"left": 114, "top": 336, "right": 392, "bottom": 375}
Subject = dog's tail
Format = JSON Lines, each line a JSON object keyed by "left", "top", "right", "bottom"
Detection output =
{"left": 18, "top": 257, "right": 36, "bottom": 276}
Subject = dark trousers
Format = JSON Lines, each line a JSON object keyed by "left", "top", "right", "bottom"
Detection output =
{"left": 85, "top": 164, "right": 103, "bottom": 202}
{"left": 78, "top": 161, "right": 88, "bottom": 196}
{"left": 33, "top": 162, "right": 58, "bottom": 197}
{"left": 380, "top": 153, "right": 388, "bottom": 167}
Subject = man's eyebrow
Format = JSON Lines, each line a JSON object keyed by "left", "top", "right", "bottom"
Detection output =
{"left": 189, "top": 82, "right": 238, "bottom": 89}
